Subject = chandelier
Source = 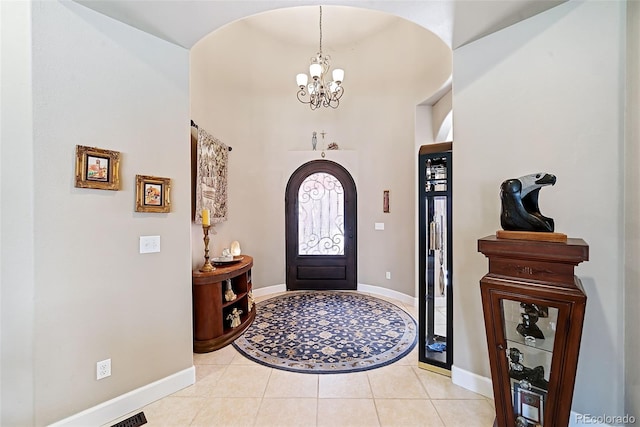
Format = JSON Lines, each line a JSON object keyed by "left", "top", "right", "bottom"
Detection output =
{"left": 296, "top": 6, "right": 344, "bottom": 110}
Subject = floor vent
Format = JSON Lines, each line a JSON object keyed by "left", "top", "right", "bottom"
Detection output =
{"left": 111, "top": 412, "right": 147, "bottom": 427}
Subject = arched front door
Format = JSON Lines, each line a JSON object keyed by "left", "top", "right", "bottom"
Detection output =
{"left": 285, "top": 160, "right": 357, "bottom": 290}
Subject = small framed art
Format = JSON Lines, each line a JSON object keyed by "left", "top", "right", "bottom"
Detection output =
{"left": 512, "top": 380, "right": 547, "bottom": 426}
{"left": 75, "top": 145, "right": 121, "bottom": 190}
{"left": 135, "top": 175, "right": 171, "bottom": 213}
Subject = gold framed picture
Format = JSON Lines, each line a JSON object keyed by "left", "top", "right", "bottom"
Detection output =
{"left": 135, "top": 175, "right": 171, "bottom": 213}
{"left": 75, "top": 145, "right": 121, "bottom": 190}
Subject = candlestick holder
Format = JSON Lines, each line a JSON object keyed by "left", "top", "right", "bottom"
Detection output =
{"left": 199, "top": 225, "right": 215, "bottom": 272}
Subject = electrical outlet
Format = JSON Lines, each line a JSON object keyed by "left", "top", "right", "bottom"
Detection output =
{"left": 385, "top": 271, "right": 391, "bottom": 280}
{"left": 97, "top": 358, "right": 111, "bottom": 380}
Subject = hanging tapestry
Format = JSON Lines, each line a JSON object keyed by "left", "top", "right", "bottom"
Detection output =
{"left": 195, "top": 127, "right": 228, "bottom": 224}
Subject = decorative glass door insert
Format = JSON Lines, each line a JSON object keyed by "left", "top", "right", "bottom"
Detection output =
{"left": 298, "top": 172, "right": 344, "bottom": 255}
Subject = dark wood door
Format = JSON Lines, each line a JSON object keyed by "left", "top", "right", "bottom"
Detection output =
{"left": 285, "top": 160, "right": 357, "bottom": 290}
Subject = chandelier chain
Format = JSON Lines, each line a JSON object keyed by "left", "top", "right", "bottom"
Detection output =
{"left": 319, "top": 6, "right": 323, "bottom": 53}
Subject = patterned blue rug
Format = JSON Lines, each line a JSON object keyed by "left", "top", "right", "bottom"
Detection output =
{"left": 232, "top": 291, "right": 417, "bottom": 374}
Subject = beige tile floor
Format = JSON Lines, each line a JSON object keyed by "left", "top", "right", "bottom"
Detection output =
{"left": 109, "top": 294, "right": 496, "bottom": 426}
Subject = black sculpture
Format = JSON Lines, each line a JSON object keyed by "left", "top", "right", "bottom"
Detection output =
{"left": 508, "top": 347, "right": 549, "bottom": 390}
{"left": 500, "top": 173, "right": 556, "bottom": 232}
{"left": 522, "top": 302, "right": 548, "bottom": 319}
{"left": 516, "top": 312, "right": 545, "bottom": 339}
{"left": 516, "top": 303, "right": 547, "bottom": 339}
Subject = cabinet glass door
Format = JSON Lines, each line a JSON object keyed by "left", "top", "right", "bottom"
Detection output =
{"left": 502, "top": 299, "right": 557, "bottom": 427}
{"left": 425, "top": 195, "right": 448, "bottom": 362}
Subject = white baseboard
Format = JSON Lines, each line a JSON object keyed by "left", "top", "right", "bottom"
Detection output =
{"left": 357, "top": 283, "right": 417, "bottom": 307}
{"left": 253, "top": 283, "right": 417, "bottom": 308}
{"left": 49, "top": 366, "right": 195, "bottom": 427}
{"left": 451, "top": 365, "right": 494, "bottom": 399}
{"left": 252, "top": 283, "right": 286, "bottom": 298}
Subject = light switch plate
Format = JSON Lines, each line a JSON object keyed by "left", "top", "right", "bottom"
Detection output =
{"left": 139, "top": 236, "right": 160, "bottom": 253}
{"left": 375, "top": 222, "right": 385, "bottom": 230}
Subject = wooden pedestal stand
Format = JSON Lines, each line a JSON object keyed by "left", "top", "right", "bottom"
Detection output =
{"left": 478, "top": 234, "right": 588, "bottom": 426}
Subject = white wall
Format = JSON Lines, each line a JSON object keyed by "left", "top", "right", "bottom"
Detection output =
{"left": 2, "top": 1, "right": 193, "bottom": 424}
{"left": 431, "top": 90, "right": 453, "bottom": 142}
{"left": 453, "top": 1, "right": 625, "bottom": 417}
{"left": 1, "top": 1, "right": 36, "bottom": 424}
{"left": 625, "top": 0, "right": 640, "bottom": 418}
{"left": 190, "top": 11, "right": 451, "bottom": 298}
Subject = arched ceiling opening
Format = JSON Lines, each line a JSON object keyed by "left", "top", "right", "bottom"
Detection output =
{"left": 190, "top": 5, "right": 451, "bottom": 102}
{"left": 74, "top": 1, "right": 565, "bottom": 50}
{"left": 75, "top": 0, "right": 565, "bottom": 107}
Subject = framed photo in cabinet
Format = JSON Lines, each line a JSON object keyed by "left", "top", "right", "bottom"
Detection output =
{"left": 513, "top": 380, "right": 547, "bottom": 426}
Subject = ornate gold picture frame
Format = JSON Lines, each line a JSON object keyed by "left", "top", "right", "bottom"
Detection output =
{"left": 135, "top": 175, "right": 171, "bottom": 213}
{"left": 75, "top": 145, "right": 121, "bottom": 190}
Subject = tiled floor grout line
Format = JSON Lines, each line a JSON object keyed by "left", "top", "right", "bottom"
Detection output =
{"left": 185, "top": 395, "right": 201, "bottom": 427}
{"left": 371, "top": 394, "right": 383, "bottom": 427}
{"left": 364, "top": 368, "right": 383, "bottom": 426}
{"left": 315, "top": 374, "right": 321, "bottom": 427}
{"left": 431, "top": 398, "right": 447, "bottom": 427}
{"left": 253, "top": 367, "right": 274, "bottom": 426}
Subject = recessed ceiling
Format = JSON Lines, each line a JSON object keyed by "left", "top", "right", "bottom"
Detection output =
{"left": 73, "top": 0, "right": 565, "bottom": 50}
{"left": 237, "top": 6, "right": 401, "bottom": 49}
{"left": 191, "top": 5, "right": 451, "bottom": 103}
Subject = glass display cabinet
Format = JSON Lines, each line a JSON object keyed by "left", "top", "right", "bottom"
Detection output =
{"left": 418, "top": 143, "right": 453, "bottom": 373}
{"left": 478, "top": 235, "right": 588, "bottom": 426}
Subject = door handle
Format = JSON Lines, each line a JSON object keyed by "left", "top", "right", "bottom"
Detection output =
{"left": 429, "top": 221, "right": 441, "bottom": 251}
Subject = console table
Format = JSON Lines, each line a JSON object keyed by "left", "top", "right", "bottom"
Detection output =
{"left": 192, "top": 255, "right": 255, "bottom": 353}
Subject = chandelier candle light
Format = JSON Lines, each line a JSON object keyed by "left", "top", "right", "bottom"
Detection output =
{"left": 296, "top": 6, "right": 344, "bottom": 110}
{"left": 199, "top": 209, "right": 215, "bottom": 272}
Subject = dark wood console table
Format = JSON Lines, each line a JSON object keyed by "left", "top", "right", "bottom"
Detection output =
{"left": 192, "top": 255, "right": 255, "bottom": 353}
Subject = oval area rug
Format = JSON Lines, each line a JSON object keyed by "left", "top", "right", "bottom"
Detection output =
{"left": 232, "top": 291, "right": 417, "bottom": 374}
